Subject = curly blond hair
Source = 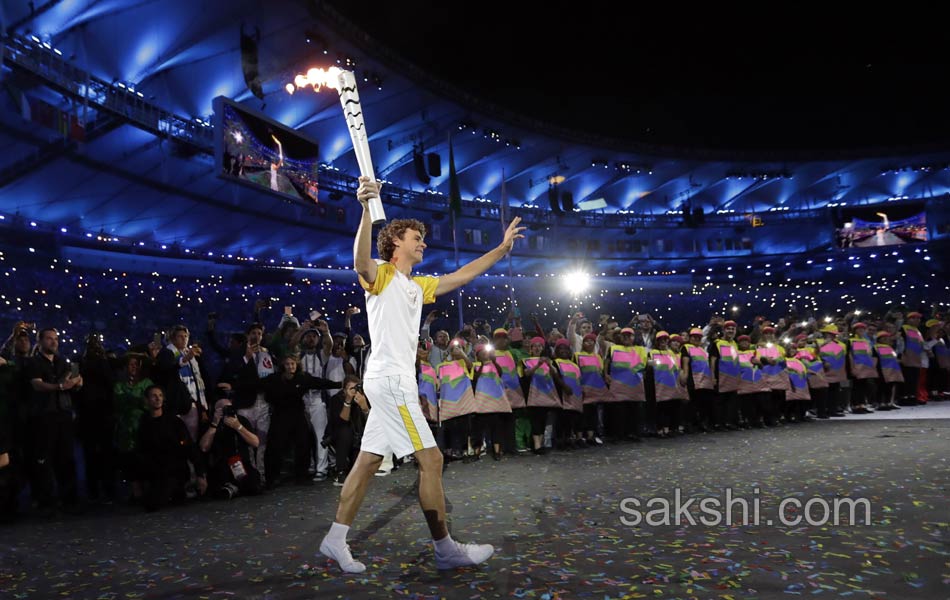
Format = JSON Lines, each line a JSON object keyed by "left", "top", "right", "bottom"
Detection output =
{"left": 377, "top": 218, "right": 427, "bottom": 261}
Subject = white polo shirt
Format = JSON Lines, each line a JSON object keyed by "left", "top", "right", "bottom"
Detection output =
{"left": 358, "top": 261, "right": 439, "bottom": 379}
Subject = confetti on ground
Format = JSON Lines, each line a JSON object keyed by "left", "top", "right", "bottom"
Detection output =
{"left": 1, "top": 416, "right": 948, "bottom": 598}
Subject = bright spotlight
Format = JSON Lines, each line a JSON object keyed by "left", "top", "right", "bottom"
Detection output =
{"left": 563, "top": 271, "right": 591, "bottom": 294}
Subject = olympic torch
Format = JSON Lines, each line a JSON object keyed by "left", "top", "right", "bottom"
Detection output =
{"left": 287, "top": 66, "right": 386, "bottom": 224}
{"left": 335, "top": 70, "right": 385, "bottom": 224}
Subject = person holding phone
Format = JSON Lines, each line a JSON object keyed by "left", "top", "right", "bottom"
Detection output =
{"left": 155, "top": 324, "right": 209, "bottom": 442}
{"left": 343, "top": 307, "right": 371, "bottom": 379}
{"left": 319, "top": 176, "right": 525, "bottom": 573}
{"left": 25, "top": 328, "right": 84, "bottom": 515}
{"left": 294, "top": 319, "right": 333, "bottom": 481}
{"left": 231, "top": 322, "right": 275, "bottom": 484}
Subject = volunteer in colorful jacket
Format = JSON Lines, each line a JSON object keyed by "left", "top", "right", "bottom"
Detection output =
{"left": 472, "top": 343, "right": 512, "bottom": 460}
{"left": 874, "top": 331, "right": 903, "bottom": 411}
{"left": 818, "top": 325, "right": 847, "bottom": 417}
{"left": 576, "top": 332, "right": 613, "bottom": 445}
{"left": 681, "top": 328, "right": 716, "bottom": 432}
{"left": 899, "top": 311, "right": 924, "bottom": 404}
{"left": 649, "top": 331, "right": 682, "bottom": 437}
{"left": 606, "top": 327, "right": 648, "bottom": 441}
{"left": 709, "top": 320, "right": 740, "bottom": 429}
{"left": 522, "top": 337, "right": 563, "bottom": 454}
{"left": 847, "top": 323, "right": 877, "bottom": 414}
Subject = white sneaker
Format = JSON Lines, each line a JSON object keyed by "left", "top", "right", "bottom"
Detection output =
{"left": 319, "top": 537, "right": 367, "bottom": 573}
{"left": 374, "top": 469, "right": 391, "bottom": 477}
{"left": 434, "top": 540, "right": 495, "bottom": 570}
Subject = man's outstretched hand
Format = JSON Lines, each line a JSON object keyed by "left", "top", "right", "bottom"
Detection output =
{"left": 499, "top": 216, "right": 526, "bottom": 253}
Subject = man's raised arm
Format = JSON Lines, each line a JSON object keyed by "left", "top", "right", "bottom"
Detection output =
{"left": 435, "top": 217, "right": 525, "bottom": 297}
{"left": 353, "top": 177, "right": 381, "bottom": 284}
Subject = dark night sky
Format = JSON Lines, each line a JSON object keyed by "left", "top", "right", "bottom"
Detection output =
{"left": 327, "top": 1, "right": 950, "bottom": 152}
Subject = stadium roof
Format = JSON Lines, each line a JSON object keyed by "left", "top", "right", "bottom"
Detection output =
{"left": 2, "top": 0, "right": 949, "bottom": 267}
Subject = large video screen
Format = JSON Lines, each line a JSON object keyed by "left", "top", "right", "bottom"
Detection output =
{"left": 835, "top": 202, "right": 928, "bottom": 249}
{"left": 213, "top": 96, "right": 320, "bottom": 203}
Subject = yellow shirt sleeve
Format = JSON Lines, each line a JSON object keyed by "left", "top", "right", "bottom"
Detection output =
{"left": 358, "top": 262, "right": 396, "bottom": 296}
{"left": 412, "top": 275, "right": 440, "bottom": 304}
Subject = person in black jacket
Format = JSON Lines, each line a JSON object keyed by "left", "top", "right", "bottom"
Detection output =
{"left": 25, "top": 328, "right": 83, "bottom": 514}
{"left": 198, "top": 397, "right": 261, "bottom": 499}
{"left": 0, "top": 420, "right": 13, "bottom": 522}
{"left": 136, "top": 384, "right": 206, "bottom": 511}
{"left": 253, "top": 354, "right": 341, "bottom": 488}
{"left": 77, "top": 333, "right": 116, "bottom": 501}
{"left": 327, "top": 375, "right": 370, "bottom": 486}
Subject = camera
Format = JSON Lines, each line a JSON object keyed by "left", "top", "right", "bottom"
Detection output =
{"left": 222, "top": 405, "right": 237, "bottom": 418}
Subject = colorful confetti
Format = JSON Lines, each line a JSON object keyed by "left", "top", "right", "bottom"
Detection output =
{"left": 0, "top": 417, "right": 947, "bottom": 598}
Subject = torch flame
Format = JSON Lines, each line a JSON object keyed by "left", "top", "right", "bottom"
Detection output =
{"left": 286, "top": 66, "right": 343, "bottom": 93}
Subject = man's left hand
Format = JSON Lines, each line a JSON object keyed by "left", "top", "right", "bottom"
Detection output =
{"left": 498, "top": 216, "right": 526, "bottom": 253}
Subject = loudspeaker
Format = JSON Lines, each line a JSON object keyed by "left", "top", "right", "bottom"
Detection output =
{"left": 413, "top": 152, "right": 430, "bottom": 185}
{"left": 240, "top": 26, "right": 264, "bottom": 100}
{"left": 427, "top": 152, "right": 441, "bottom": 177}
{"left": 561, "top": 190, "right": 574, "bottom": 213}
{"left": 548, "top": 186, "right": 563, "bottom": 215}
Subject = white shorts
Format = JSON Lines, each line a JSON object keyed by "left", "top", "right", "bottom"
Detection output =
{"left": 360, "top": 374, "right": 437, "bottom": 459}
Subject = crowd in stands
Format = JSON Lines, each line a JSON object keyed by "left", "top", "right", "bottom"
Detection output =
{"left": 0, "top": 256, "right": 947, "bottom": 521}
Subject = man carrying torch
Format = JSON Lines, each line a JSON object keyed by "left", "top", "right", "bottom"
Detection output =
{"left": 319, "top": 176, "right": 525, "bottom": 573}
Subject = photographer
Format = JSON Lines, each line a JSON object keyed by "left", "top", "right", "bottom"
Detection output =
{"left": 327, "top": 375, "right": 369, "bottom": 486}
{"left": 1, "top": 321, "right": 35, "bottom": 360}
{"left": 199, "top": 397, "right": 260, "bottom": 500}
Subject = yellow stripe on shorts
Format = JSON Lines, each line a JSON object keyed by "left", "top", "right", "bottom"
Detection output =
{"left": 397, "top": 405, "right": 424, "bottom": 451}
